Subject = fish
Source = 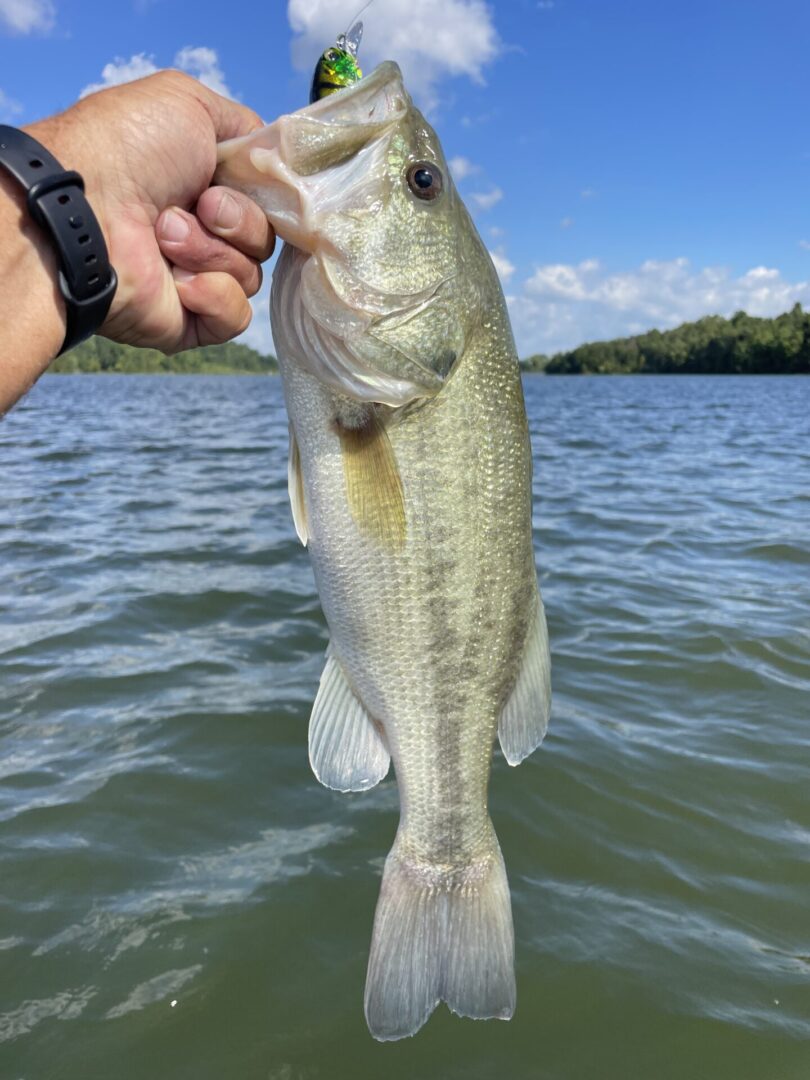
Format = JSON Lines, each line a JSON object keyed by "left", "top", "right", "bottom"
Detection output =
{"left": 214, "top": 61, "right": 552, "bottom": 1041}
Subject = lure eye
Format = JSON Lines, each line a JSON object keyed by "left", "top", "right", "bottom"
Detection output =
{"left": 406, "top": 162, "right": 444, "bottom": 201}
{"left": 326, "top": 49, "right": 339, "bottom": 62}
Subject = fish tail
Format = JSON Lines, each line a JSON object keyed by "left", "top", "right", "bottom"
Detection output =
{"left": 364, "top": 826, "right": 515, "bottom": 1041}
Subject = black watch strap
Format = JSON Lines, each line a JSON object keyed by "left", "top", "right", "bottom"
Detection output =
{"left": 0, "top": 125, "right": 117, "bottom": 356}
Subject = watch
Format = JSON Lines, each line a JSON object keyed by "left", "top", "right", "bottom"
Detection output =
{"left": 0, "top": 124, "right": 117, "bottom": 356}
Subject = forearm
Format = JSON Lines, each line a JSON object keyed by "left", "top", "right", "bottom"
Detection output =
{"left": 0, "top": 128, "right": 68, "bottom": 415}
{"left": 0, "top": 74, "right": 272, "bottom": 416}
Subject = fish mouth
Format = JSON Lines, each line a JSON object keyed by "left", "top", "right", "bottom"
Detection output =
{"left": 214, "top": 62, "right": 409, "bottom": 249}
{"left": 294, "top": 60, "right": 409, "bottom": 148}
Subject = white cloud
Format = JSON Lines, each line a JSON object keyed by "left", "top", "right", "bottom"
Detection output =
{"left": 470, "top": 187, "right": 503, "bottom": 211}
{"left": 560, "top": 216, "right": 574, "bottom": 229}
{"left": 80, "top": 54, "right": 159, "bottom": 98}
{"left": 448, "top": 155, "right": 478, "bottom": 182}
{"left": 799, "top": 239, "right": 810, "bottom": 251}
{"left": 0, "top": 87, "right": 23, "bottom": 121}
{"left": 537, "top": 1, "right": 554, "bottom": 8}
{"left": 509, "top": 256, "right": 810, "bottom": 355}
{"left": 173, "top": 46, "right": 232, "bottom": 97}
{"left": 0, "top": 0, "right": 54, "bottom": 34}
{"left": 80, "top": 47, "right": 234, "bottom": 100}
{"left": 287, "top": 0, "right": 500, "bottom": 109}
{"left": 489, "top": 249, "right": 515, "bottom": 283}
{"left": 580, "top": 187, "right": 596, "bottom": 200}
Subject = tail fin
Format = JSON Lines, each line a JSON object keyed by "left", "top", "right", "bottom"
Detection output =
{"left": 364, "top": 830, "right": 515, "bottom": 1041}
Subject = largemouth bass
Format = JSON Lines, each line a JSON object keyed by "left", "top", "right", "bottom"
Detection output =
{"left": 215, "top": 62, "right": 552, "bottom": 1041}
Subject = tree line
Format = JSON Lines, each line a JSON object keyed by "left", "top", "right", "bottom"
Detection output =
{"left": 52, "top": 336, "right": 278, "bottom": 374}
{"left": 521, "top": 304, "right": 810, "bottom": 374}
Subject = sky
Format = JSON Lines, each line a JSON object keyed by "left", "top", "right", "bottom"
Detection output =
{"left": 1, "top": 0, "right": 809, "bottom": 357}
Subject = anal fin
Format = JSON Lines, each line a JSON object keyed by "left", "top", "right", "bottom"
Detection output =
{"left": 498, "top": 590, "right": 552, "bottom": 766}
{"left": 309, "top": 649, "right": 390, "bottom": 792}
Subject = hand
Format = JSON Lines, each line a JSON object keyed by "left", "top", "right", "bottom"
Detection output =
{"left": 28, "top": 71, "right": 275, "bottom": 353}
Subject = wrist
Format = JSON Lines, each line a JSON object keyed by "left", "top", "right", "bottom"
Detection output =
{"left": 0, "top": 119, "right": 117, "bottom": 411}
{"left": 0, "top": 161, "right": 67, "bottom": 386}
{"left": 24, "top": 115, "right": 110, "bottom": 246}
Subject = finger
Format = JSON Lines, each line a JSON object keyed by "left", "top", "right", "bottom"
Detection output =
{"left": 191, "top": 81, "right": 264, "bottom": 140}
{"left": 157, "top": 207, "right": 262, "bottom": 297}
{"left": 196, "top": 187, "right": 275, "bottom": 262}
{"left": 173, "top": 268, "right": 252, "bottom": 347}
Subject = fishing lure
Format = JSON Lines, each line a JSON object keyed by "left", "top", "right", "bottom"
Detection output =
{"left": 309, "top": 4, "right": 371, "bottom": 103}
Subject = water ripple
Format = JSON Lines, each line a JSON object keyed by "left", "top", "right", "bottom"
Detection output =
{"left": 1, "top": 374, "right": 809, "bottom": 1078}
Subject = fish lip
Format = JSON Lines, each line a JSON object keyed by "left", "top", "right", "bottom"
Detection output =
{"left": 214, "top": 61, "right": 409, "bottom": 211}
{"left": 297, "top": 60, "right": 408, "bottom": 125}
{"left": 215, "top": 61, "right": 409, "bottom": 169}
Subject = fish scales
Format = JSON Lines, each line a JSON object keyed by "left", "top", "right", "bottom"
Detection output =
{"left": 215, "top": 62, "right": 551, "bottom": 1041}
{"left": 294, "top": 311, "right": 534, "bottom": 858}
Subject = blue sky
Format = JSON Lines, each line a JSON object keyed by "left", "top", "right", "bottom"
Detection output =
{"left": 1, "top": 0, "right": 808, "bottom": 356}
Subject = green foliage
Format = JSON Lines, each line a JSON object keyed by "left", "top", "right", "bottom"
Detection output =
{"left": 542, "top": 304, "right": 810, "bottom": 374}
{"left": 519, "top": 353, "right": 551, "bottom": 372}
{"left": 51, "top": 337, "right": 278, "bottom": 375}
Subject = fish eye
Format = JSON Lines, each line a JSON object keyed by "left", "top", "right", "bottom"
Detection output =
{"left": 406, "top": 161, "right": 444, "bottom": 201}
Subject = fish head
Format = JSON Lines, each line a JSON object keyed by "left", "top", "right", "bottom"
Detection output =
{"left": 215, "top": 62, "right": 491, "bottom": 407}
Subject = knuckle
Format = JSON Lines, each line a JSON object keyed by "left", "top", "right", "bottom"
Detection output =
{"left": 246, "top": 264, "right": 263, "bottom": 298}
{"left": 152, "top": 69, "right": 193, "bottom": 92}
{"left": 237, "top": 306, "right": 253, "bottom": 334}
{"left": 261, "top": 230, "right": 276, "bottom": 260}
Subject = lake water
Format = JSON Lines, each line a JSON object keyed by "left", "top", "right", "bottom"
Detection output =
{"left": 0, "top": 374, "right": 808, "bottom": 1080}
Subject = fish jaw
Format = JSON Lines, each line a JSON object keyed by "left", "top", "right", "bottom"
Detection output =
{"left": 215, "top": 62, "right": 410, "bottom": 253}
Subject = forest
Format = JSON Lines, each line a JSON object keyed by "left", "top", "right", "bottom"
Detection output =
{"left": 52, "top": 336, "right": 278, "bottom": 374}
{"left": 523, "top": 304, "right": 810, "bottom": 374}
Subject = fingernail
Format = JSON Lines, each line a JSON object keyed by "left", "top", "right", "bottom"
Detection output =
{"left": 173, "top": 267, "right": 196, "bottom": 284}
{"left": 215, "top": 192, "right": 242, "bottom": 230}
{"left": 160, "top": 208, "right": 190, "bottom": 242}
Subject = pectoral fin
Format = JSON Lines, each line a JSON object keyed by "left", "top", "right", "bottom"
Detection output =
{"left": 309, "top": 649, "right": 390, "bottom": 792}
{"left": 288, "top": 424, "right": 308, "bottom": 546}
{"left": 338, "top": 410, "right": 406, "bottom": 553}
{"left": 498, "top": 592, "right": 552, "bottom": 765}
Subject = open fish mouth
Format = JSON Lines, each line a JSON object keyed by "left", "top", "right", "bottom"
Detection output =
{"left": 215, "top": 62, "right": 410, "bottom": 252}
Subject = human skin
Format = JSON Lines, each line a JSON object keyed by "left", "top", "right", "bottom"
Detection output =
{"left": 0, "top": 70, "right": 276, "bottom": 414}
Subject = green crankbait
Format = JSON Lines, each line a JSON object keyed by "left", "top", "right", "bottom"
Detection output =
{"left": 309, "top": 4, "right": 371, "bottom": 104}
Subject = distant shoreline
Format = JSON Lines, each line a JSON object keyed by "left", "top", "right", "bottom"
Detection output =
{"left": 49, "top": 369, "right": 277, "bottom": 376}
{"left": 520, "top": 304, "right": 809, "bottom": 375}
{"left": 52, "top": 339, "right": 278, "bottom": 376}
